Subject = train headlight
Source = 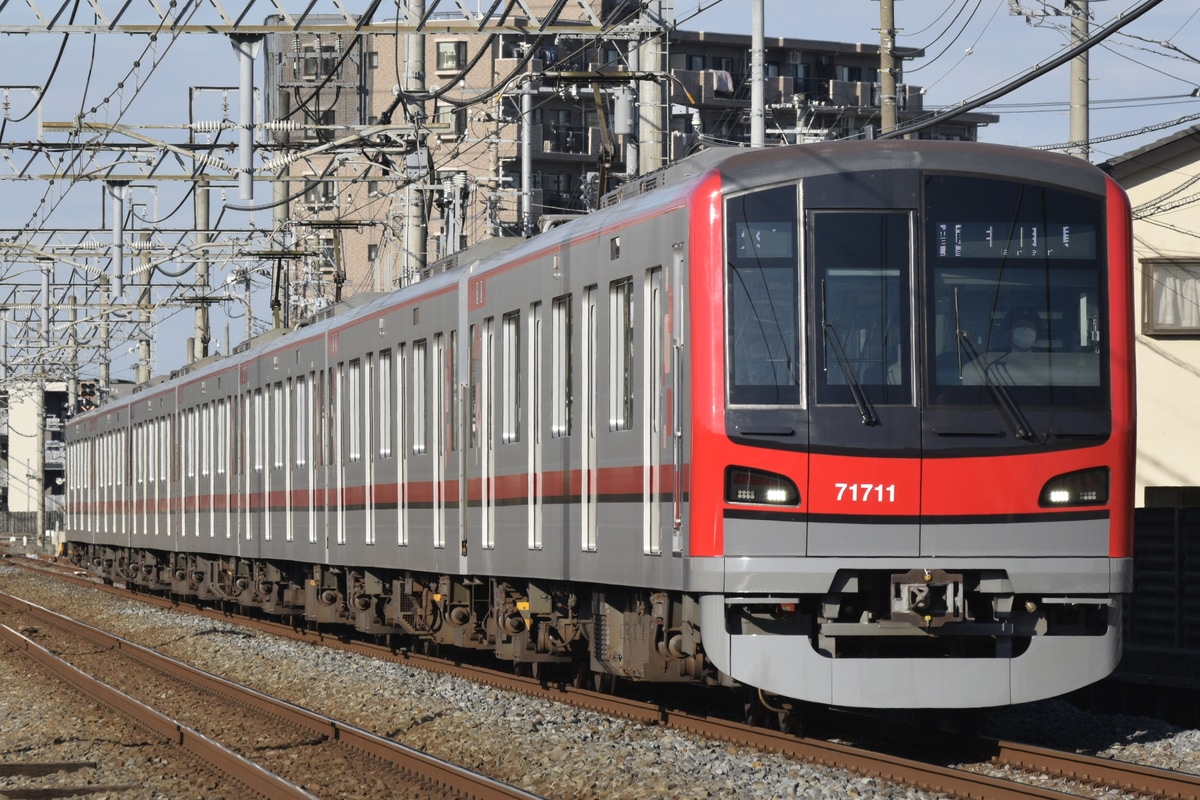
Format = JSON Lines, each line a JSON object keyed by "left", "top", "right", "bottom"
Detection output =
{"left": 1039, "top": 467, "right": 1109, "bottom": 507}
{"left": 725, "top": 466, "right": 800, "bottom": 507}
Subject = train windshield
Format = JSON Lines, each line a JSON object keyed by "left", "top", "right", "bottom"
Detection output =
{"left": 925, "top": 175, "right": 1107, "bottom": 408}
{"left": 726, "top": 186, "right": 801, "bottom": 405}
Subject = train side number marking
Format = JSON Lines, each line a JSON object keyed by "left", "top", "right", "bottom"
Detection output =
{"left": 835, "top": 483, "right": 896, "bottom": 503}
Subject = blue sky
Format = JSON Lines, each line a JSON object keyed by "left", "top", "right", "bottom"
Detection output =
{"left": 682, "top": 0, "right": 1200, "bottom": 160}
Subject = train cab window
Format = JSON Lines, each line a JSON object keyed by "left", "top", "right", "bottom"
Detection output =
{"left": 726, "top": 186, "right": 801, "bottom": 406}
{"left": 924, "top": 175, "right": 1106, "bottom": 407}
{"left": 811, "top": 210, "right": 913, "bottom": 406}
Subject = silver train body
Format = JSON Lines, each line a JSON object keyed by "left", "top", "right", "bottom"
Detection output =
{"left": 66, "top": 141, "right": 1135, "bottom": 709}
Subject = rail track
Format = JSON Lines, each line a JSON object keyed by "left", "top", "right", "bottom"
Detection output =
{"left": 5, "top": 550, "right": 1200, "bottom": 800}
{"left": 0, "top": 587, "right": 545, "bottom": 800}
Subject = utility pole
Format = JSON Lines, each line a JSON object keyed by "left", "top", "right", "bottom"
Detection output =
{"left": 403, "top": 0, "right": 428, "bottom": 276}
{"left": 879, "top": 0, "right": 898, "bottom": 134}
{"left": 138, "top": 232, "right": 153, "bottom": 384}
{"left": 750, "top": 0, "right": 765, "bottom": 147}
{"left": 194, "top": 181, "right": 211, "bottom": 363}
{"left": 1069, "top": 0, "right": 1090, "bottom": 160}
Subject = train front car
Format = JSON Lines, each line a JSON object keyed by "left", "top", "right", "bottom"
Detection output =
{"left": 688, "top": 141, "right": 1134, "bottom": 709}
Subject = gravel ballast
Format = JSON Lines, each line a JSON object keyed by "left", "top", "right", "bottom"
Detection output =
{"left": 2, "top": 558, "right": 1198, "bottom": 799}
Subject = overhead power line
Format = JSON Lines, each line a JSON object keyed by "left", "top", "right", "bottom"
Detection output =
{"left": 881, "top": 0, "right": 1166, "bottom": 139}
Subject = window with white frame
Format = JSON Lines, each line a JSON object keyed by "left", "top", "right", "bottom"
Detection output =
{"left": 348, "top": 359, "right": 362, "bottom": 462}
{"left": 502, "top": 311, "right": 521, "bottom": 443}
{"left": 609, "top": 278, "right": 634, "bottom": 431}
{"left": 436, "top": 40, "right": 468, "bottom": 71}
{"left": 551, "top": 294, "right": 572, "bottom": 437}
{"left": 378, "top": 349, "right": 393, "bottom": 458}
{"left": 1143, "top": 259, "right": 1200, "bottom": 336}
{"left": 413, "top": 340, "right": 427, "bottom": 455}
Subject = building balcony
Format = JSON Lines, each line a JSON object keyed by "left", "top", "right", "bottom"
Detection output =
{"left": 669, "top": 69, "right": 793, "bottom": 107}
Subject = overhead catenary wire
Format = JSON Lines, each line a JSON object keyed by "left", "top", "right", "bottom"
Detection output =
{"left": 881, "top": 0, "right": 1167, "bottom": 139}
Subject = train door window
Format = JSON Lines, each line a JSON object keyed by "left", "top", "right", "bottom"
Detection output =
{"left": 232, "top": 394, "right": 242, "bottom": 477}
{"left": 413, "top": 340, "right": 427, "bottom": 455}
{"left": 201, "top": 403, "right": 211, "bottom": 479}
{"left": 609, "top": 278, "right": 634, "bottom": 431}
{"left": 294, "top": 376, "right": 308, "bottom": 468}
{"left": 314, "top": 372, "right": 325, "bottom": 466}
{"left": 726, "top": 185, "right": 801, "bottom": 406}
{"left": 273, "top": 382, "right": 285, "bottom": 470}
{"left": 810, "top": 210, "right": 912, "bottom": 406}
{"left": 348, "top": 359, "right": 362, "bottom": 463}
{"left": 529, "top": 301, "right": 544, "bottom": 550}
{"left": 582, "top": 285, "right": 598, "bottom": 551}
{"left": 552, "top": 294, "right": 573, "bottom": 437}
{"left": 185, "top": 410, "right": 196, "bottom": 480}
{"left": 160, "top": 416, "right": 169, "bottom": 483}
{"left": 378, "top": 349, "right": 393, "bottom": 458}
{"left": 502, "top": 310, "right": 521, "bottom": 444}
{"left": 253, "top": 389, "right": 264, "bottom": 473}
{"left": 215, "top": 399, "right": 227, "bottom": 477}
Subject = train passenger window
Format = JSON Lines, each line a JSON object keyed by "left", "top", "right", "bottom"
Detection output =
{"left": 215, "top": 399, "right": 226, "bottom": 477}
{"left": 253, "top": 389, "right": 264, "bottom": 473}
{"left": 924, "top": 175, "right": 1106, "bottom": 407}
{"left": 378, "top": 350, "right": 393, "bottom": 458}
{"left": 551, "top": 295, "right": 573, "bottom": 437}
{"left": 811, "top": 210, "right": 912, "bottom": 406}
{"left": 273, "top": 382, "right": 285, "bottom": 470}
{"left": 348, "top": 359, "right": 362, "bottom": 463}
{"left": 503, "top": 311, "right": 521, "bottom": 443}
{"left": 413, "top": 340, "right": 427, "bottom": 455}
{"left": 726, "top": 186, "right": 800, "bottom": 406}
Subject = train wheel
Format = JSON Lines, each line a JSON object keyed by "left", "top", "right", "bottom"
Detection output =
{"left": 592, "top": 671, "right": 616, "bottom": 694}
{"left": 744, "top": 689, "right": 806, "bottom": 736}
{"left": 571, "top": 660, "right": 591, "bottom": 689}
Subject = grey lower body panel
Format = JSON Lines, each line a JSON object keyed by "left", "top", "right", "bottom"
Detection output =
{"left": 700, "top": 593, "right": 1123, "bottom": 708}
{"left": 688, "top": 554, "right": 1133, "bottom": 595}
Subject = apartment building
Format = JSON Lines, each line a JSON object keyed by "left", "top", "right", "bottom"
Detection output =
{"left": 261, "top": 2, "right": 997, "bottom": 316}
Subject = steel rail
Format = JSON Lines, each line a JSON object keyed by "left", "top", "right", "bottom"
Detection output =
{"left": 0, "top": 591, "right": 547, "bottom": 800}
{"left": 0, "top": 621, "right": 320, "bottom": 800}
{"left": 9, "top": 555, "right": 1200, "bottom": 800}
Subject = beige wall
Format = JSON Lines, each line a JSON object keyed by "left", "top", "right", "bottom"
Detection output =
{"left": 1123, "top": 149, "right": 1200, "bottom": 504}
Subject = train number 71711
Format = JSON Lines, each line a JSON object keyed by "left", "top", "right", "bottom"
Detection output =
{"left": 835, "top": 483, "right": 896, "bottom": 502}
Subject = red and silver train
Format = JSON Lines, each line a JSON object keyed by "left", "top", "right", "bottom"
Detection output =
{"left": 65, "top": 140, "right": 1134, "bottom": 710}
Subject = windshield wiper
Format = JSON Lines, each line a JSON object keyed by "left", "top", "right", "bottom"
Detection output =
{"left": 821, "top": 281, "right": 878, "bottom": 426}
{"left": 957, "top": 332, "right": 1038, "bottom": 442}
